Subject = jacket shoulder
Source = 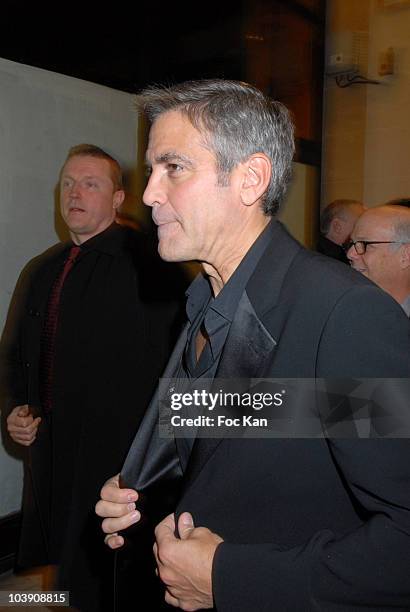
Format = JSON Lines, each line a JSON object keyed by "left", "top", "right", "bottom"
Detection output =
{"left": 20, "top": 242, "right": 67, "bottom": 279}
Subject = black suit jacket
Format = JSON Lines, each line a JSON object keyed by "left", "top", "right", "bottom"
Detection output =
{"left": 152, "top": 221, "right": 410, "bottom": 611}
{"left": 317, "top": 233, "right": 349, "bottom": 264}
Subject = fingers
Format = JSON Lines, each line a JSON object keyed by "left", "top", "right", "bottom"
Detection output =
{"left": 95, "top": 474, "right": 141, "bottom": 548}
{"left": 11, "top": 434, "right": 36, "bottom": 446}
{"left": 7, "top": 407, "right": 41, "bottom": 446}
{"left": 8, "top": 416, "right": 41, "bottom": 436}
{"left": 16, "top": 404, "right": 30, "bottom": 416}
{"left": 95, "top": 475, "right": 139, "bottom": 523}
{"left": 100, "top": 474, "right": 138, "bottom": 504}
{"left": 100, "top": 509, "right": 140, "bottom": 536}
{"left": 155, "top": 513, "right": 176, "bottom": 543}
{"left": 164, "top": 590, "right": 180, "bottom": 608}
{"left": 96, "top": 498, "right": 136, "bottom": 519}
{"left": 103, "top": 533, "right": 125, "bottom": 550}
{"left": 8, "top": 405, "right": 36, "bottom": 427}
{"left": 178, "top": 513, "right": 195, "bottom": 540}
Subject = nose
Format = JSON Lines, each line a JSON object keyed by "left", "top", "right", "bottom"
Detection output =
{"left": 346, "top": 244, "right": 356, "bottom": 262}
{"left": 346, "top": 243, "right": 361, "bottom": 265}
{"left": 143, "top": 171, "right": 166, "bottom": 208}
{"left": 69, "top": 181, "right": 80, "bottom": 198}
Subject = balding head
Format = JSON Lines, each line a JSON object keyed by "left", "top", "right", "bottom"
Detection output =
{"left": 320, "top": 199, "right": 365, "bottom": 246}
{"left": 347, "top": 205, "right": 410, "bottom": 305}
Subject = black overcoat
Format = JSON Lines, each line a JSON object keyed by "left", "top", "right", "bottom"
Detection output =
{"left": 0, "top": 222, "right": 184, "bottom": 610}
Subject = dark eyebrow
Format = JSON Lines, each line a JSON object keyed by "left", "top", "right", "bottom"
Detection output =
{"left": 145, "top": 151, "right": 194, "bottom": 168}
{"left": 61, "top": 174, "right": 100, "bottom": 181}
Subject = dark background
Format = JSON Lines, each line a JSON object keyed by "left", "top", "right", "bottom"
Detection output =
{"left": 1, "top": 0, "right": 325, "bottom": 163}
{"left": 2, "top": 0, "right": 246, "bottom": 92}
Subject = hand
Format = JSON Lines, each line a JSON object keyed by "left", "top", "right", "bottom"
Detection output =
{"left": 95, "top": 474, "right": 141, "bottom": 549}
{"left": 154, "top": 512, "right": 223, "bottom": 611}
{"left": 7, "top": 404, "right": 41, "bottom": 446}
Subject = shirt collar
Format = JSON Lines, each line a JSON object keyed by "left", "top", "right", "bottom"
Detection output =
{"left": 210, "top": 221, "right": 273, "bottom": 322}
{"left": 185, "top": 273, "right": 212, "bottom": 324}
{"left": 185, "top": 220, "right": 273, "bottom": 324}
{"left": 401, "top": 294, "right": 410, "bottom": 317}
{"left": 72, "top": 222, "right": 124, "bottom": 255}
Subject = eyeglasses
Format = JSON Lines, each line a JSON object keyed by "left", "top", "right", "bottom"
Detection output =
{"left": 344, "top": 240, "right": 407, "bottom": 255}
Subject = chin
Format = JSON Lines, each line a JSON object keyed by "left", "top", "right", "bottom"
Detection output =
{"left": 158, "top": 241, "right": 194, "bottom": 263}
{"left": 158, "top": 249, "right": 183, "bottom": 263}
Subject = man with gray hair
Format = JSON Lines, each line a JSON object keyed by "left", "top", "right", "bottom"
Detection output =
{"left": 347, "top": 205, "right": 410, "bottom": 316}
{"left": 96, "top": 80, "right": 410, "bottom": 611}
{"left": 318, "top": 199, "right": 365, "bottom": 263}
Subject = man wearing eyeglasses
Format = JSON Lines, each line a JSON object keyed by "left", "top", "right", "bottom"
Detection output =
{"left": 347, "top": 205, "right": 410, "bottom": 316}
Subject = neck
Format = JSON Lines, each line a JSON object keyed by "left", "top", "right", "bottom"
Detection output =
{"left": 390, "top": 283, "right": 410, "bottom": 305}
{"left": 69, "top": 220, "right": 115, "bottom": 245}
{"left": 325, "top": 232, "right": 344, "bottom": 247}
{"left": 202, "top": 216, "right": 271, "bottom": 296}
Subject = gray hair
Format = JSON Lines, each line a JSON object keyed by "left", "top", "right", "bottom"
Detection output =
{"left": 392, "top": 209, "right": 410, "bottom": 245}
{"left": 136, "top": 79, "right": 295, "bottom": 216}
{"left": 320, "top": 199, "right": 363, "bottom": 235}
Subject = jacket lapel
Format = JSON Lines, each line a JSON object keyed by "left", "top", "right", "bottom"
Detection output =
{"left": 182, "top": 292, "right": 277, "bottom": 490}
{"left": 182, "top": 222, "right": 302, "bottom": 490}
{"left": 120, "top": 324, "right": 189, "bottom": 490}
{"left": 217, "top": 291, "right": 277, "bottom": 379}
{"left": 31, "top": 248, "right": 67, "bottom": 314}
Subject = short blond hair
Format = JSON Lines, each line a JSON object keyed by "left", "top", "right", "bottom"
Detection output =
{"left": 64, "top": 144, "right": 123, "bottom": 190}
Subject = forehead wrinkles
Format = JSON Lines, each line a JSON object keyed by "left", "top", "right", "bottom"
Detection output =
{"left": 353, "top": 216, "right": 395, "bottom": 240}
{"left": 61, "top": 158, "right": 112, "bottom": 179}
{"left": 145, "top": 150, "right": 195, "bottom": 168}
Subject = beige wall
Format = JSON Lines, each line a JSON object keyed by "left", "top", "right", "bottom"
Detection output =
{"left": 279, "top": 162, "right": 320, "bottom": 248}
{"left": 321, "top": 0, "right": 370, "bottom": 206}
{"left": 364, "top": 2, "right": 410, "bottom": 204}
{"left": 0, "top": 57, "right": 139, "bottom": 518}
{"left": 322, "top": 0, "right": 410, "bottom": 208}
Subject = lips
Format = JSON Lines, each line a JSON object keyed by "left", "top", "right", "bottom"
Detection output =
{"left": 157, "top": 220, "right": 178, "bottom": 236}
{"left": 351, "top": 265, "right": 367, "bottom": 273}
{"left": 152, "top": 212, "right": 175, "bottom": 226}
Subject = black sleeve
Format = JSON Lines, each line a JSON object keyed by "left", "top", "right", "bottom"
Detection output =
{"left": 0, "top": 262, "right": 33, "bottom": 414}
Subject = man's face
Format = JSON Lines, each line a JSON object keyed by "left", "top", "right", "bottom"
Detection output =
{"left": 60, "top": 155, "right": 124, "bottom": 243}
{"left": 143, "top": 110, "right": 243, "bottom": 264}
{"left": 347, "top": 212, "right": 401, "bottom": 294}
{"left": 330, "top": 203, "right": 364, "bottom": 245}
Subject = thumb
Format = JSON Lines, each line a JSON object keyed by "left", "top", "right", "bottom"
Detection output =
{"left": 18, "top": 405, "right": 30, "bottom": 416}
{"left": 178, "top": 512, "right": 195, "bottom": 540}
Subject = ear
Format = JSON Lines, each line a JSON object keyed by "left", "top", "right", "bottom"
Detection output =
{"left": 113, "top": 190, "right": 125, "bottom": 210}
{"left": 239, "top": 154, "right": 272, "bottom": 207}
{"left": 331, "top": 218, "right": 343, "bottom": 236}
{"left": 400, "top": 243, "right": 410, "bottom": 269}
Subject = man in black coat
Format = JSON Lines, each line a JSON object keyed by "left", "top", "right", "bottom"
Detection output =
{"left": 1, "top": 144, "right": 182, "bottom": 611}
{"left": 96, "top": 81, "right": 410, "bottom": 611}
